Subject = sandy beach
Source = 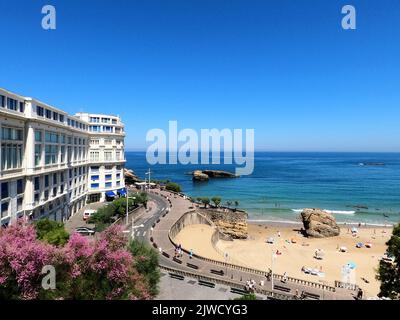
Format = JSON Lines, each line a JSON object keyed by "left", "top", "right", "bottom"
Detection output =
{"left": 173, "top": 222, "right": 392, "bottom": 297}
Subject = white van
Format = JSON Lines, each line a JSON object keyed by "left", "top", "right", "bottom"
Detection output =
{"left": 83, "top": 209, "right": 96, "bottom": 221}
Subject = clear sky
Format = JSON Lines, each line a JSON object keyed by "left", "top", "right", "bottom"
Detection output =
{"left": 1, "top": 0, "right": 399, "bottom": 151}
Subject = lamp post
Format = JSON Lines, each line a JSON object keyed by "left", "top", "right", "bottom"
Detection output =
{"left": 125, "top": 194, "right": 136, "bottom": 226}
{"left": 271, "top": 251, "right": 277, "bottom": 295}
{"left": 145, "top": 168, "right": 151, "bottom": 191}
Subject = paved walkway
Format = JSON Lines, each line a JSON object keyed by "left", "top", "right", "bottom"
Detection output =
{"left": 148, "top": 189, "right": 357, "bottom": 300}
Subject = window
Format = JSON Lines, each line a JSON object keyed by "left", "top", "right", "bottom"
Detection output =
{"left": 105, "top": 174, "right": 112, "bottom": 181}
{"left": 116, "top": 173, "right": 121, "bottom": 179}
{"left": 45, "top": 145, "right": 58, "bottom": 164}
{"left": 1, "top": 202, "right": 9, "bottom": 218}
{"left": 1, "top": 129, "right": 23, "bottom": 170}
{"left": 45, "top": 175, "right": 49, "bottom": 188}
{"left": 53, "top": 112, "right": 59, "bottom": 121}
{"left": 59, "top": 114, "right": 64, "bottom": 123}
{"left": 116, "top": 181, "right": 120, "bottom": 187}
{"left": 104, "top": 139, "right": 112, "bottom": 145}
{"left": 45, "top": 109, "right": 52, "bottom": 119}
{"left": 105, "top": 182, "right": 112, "bottom": 188}
{"left": 103, "top": 126, "right": 112, "bottom": 132}
{"left": 105, "top": 165, "right": 113, "bottom": 170}
{"left": 91, "top": 175, "right": 99, "bottom": 181}
{"left": 35, "top": 144, "right": 41, "bottom": 166}
{"left": 6, "top": 97, "right": 18, "bottom": 111}
{"left": 90, "top": 125, "right": 100, "bottom": 132}
{"left": 104, "top": 151, "right": 112, "bottom": 161}
{"left": 90, "top": 151, "right": 99, "bottom": 162}
{"left": 1, "top": 182, "right": 9, "bottom": 199}
{"left": 17, "top": 198, "right": 23, "bottom": 211}
{"left": 61, "top": 135, "right": 66, "bottom": 144}
{"left": 91, "top": 166, "right": 99, "bottom": 172}
{"left": 53, "top": 173, "right": 57, "bottom": 185}
{"left": 91, "top": 139, "right": 99, "bottom": 145}
{"left": 91, "top": 183, "right": 99, "bottom": 189}
{"left": 17, "top": 179, "right": 24, "bottom": 194}
{"left": 1, "top": 127, "right": 23, "bottom": 140}
{"left": 35, "top": 130, "right": 42, "bottom": 142}
{"left": 112, "top": 119, "right": 117, "bottom": 124}
{"left": 19, "top": 102, "right": 24, "bottom": 113}
{"left": 34, "top": 177, "right": 40, "bottom": 190}
{"left": 45, "top": 132, "right": 58, "bottom": 143}
{"left": 37, "top": 106, "right": 44, "bottom": 116}
{"left": 116, "top": 151, "right": 121, "bottom": 160}
{"left": 60, "top": 145, "right": 65, "bottom": 163}
{"left": 0, "top": 95, "right": 5, "bottom": 107}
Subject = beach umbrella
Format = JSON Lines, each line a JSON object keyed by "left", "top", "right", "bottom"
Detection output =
{"left": 356, "top": 242, "right": 364, "bottom": 248}
{"left": 347, "top": 262, "right": 357, "bottom": 269}
{"left": 351, "top": 227, "right": 358, "bottom": 233}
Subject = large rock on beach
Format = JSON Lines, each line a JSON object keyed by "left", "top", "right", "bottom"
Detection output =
{"left": 300, "top": 208, "right": 340, "bottom": 238}
{"left": 203, "top": 209, "right": 248, "bottom": 239}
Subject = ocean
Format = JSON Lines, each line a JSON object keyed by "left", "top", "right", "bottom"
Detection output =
{"left": 126, "top": 152, "right": 400, "bottom": 226}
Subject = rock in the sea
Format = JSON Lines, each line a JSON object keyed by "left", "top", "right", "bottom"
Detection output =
{"left": 300, "top": 208, "right": 340, "bottom": 238}
{"left": 192, "top": 170, "right": 237, "bottom": 181}
{"left": 193, "top": 170, "right": 209, "bottom": 181}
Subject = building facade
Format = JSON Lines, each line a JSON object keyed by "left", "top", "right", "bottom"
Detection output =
{"left": 0, "top": 88, "right": 126, "bottom": 227}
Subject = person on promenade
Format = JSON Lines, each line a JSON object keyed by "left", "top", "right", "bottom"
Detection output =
{"left": 189, "top": 249, "right": 193, "bottom": 259}
{"left": 282, "top": 272, "right": 288, "bottom": 283}
{"left": 357, "top": 288, "right": 363, "bottom": 300}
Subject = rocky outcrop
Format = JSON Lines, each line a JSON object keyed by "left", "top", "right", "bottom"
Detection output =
{"left": 192, "top": 170, "right": 237, "bottom": 181}
{"left": 202, "top": 209, "right": 248, "bottom": 239}
{"left": 300, "top": 208, "right": 340, "bottom": 238}
{"left": 124, "top": 169, "right": 142, "bottom": 184}
{"left": 193, "top": 170, "right": 209, "bottom": 181}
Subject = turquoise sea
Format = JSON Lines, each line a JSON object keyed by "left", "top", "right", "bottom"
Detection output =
{"left": 126, "top": 152, "right": 400, "bottom": 226}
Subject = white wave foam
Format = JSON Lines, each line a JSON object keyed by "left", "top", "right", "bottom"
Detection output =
{"left": 291, "top": 208, "right": 355, "bottom": 215}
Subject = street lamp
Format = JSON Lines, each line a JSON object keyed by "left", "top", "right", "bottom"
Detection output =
{"left": 271, "top": 251, "right": 277, "bottom": 295}
{"left": 145, "top": 168, "right": 151, "bottom": 191}
{"left": 126, "top": 194, "right": 136, "bottom": 225}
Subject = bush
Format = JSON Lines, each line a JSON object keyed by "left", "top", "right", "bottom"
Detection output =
{"left": 34, "top": 218, "right": 69, "bottom": 246}
{"left": 128, "top": 240, "right": 160, "bottom": 296}
{"left": 234, "top": 293, "right": 257, "bottom": 300}
{"left": 165, "top": 182, "right": 182, "bottom": 193}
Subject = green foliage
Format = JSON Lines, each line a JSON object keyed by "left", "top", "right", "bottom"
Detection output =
{"left": 234, "top": 293, "right": 257, "bottom": 300}
{"left": 34, "top": 218, "right": 69, "bottom": 246}
{"left": 200, "top": 197, "right": 210, "bottom": 208}
{"left": 128, "top": 240, "right": 160, "bottom": 296}
{"left": 377, "top": 224, "right": 400, "bottom": 299}
{"left": 211, "top": 196, "right": 222, "bottom": 207}
{"left": 165, "top": 182, "right": 182, "bottom": 193}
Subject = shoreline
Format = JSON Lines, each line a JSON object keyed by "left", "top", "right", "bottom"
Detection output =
{"left": 247, "top": 218, "right": 395, "bottom": 229}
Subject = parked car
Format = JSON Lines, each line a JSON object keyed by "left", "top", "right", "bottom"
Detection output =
{"left": 83, "top": 209, "right": 96, "bottom": 221}
{"left": 75, "top": 227, "right": 96, "bottom": 236}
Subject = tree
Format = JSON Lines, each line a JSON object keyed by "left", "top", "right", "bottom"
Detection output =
{"left": 34, "top": 218, "right": 69, "bottom": 246}
{"left": 200, "top": 197, "right": 210, "bottom": 208}
{"left": 234, "top": 201, "right": 239, "bottom": 211}
{"left": 211, "top": 196, "right": 222, "bottom": 207}
{"left": 377, "top": 224, "right": 400, "bottom": 299}
{"left": 128, "top": 240, "right": 160, "bottom": 296}
{"left": 0, "top": 221, "right": 153, "bottom": 300}
{"left": 165, "top": 182, "right": 181, "bottom": 193}
{"left": 0, "top": 221, "right": 56, "bottom": 299}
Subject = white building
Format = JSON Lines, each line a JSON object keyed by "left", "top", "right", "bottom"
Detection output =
{"left": 0, "top": 88, "right": 126, "bottom": 226}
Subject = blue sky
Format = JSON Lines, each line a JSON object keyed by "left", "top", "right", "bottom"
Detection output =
{"left": 1, "top": 0, "right": 400, "bottom": 151}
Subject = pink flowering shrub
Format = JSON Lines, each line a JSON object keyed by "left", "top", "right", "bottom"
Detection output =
{"left": 0, "top": 221, "right": 151, "bottom": 300}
